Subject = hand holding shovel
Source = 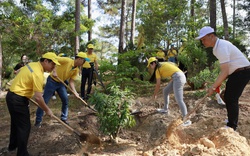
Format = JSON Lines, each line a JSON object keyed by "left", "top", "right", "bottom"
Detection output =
{"left": 30, "top": 98, "right": 101, "bottom": 145}
{"left": 56, "top": 77, "right": 97, "bottom": 113}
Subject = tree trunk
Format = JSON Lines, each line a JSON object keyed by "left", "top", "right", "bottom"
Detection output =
{"left": 118, "top": 0, "right": 126, "bottom": 54}
{"left": 75, "top": 0, "right": 81, "bottom": 54}
{"left": 88, "top": 0, "right": 92, "bottom": 41}
{"left": 0, "top": 34, "right": 2, "bottom": 92}
{"left": 130, "top": 0, "right": 137, "bottom": 46}
{"left": 233, "top": 0, "right": 236, "bottom": 39}
{"left": 190, "top": 0, "right": 195, "bottom": 17}
{"left": 210, "top": 0, "right": 216, "bottom": 32}
{"left": 220, "top": 0, "right": 229, "bottom": 40}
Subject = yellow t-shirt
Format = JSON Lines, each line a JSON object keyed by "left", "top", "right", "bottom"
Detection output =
{"left": 10, "top": 62, "right": 44, "bottom": 98}
{"left": 51, "top": 57, "right": 79, "bottom": 82}
{"left": 82, "top": 52, "right": 97, "bottom": 68}
{"left": 156, "top": 51, "right": 165, "bottom": 59}
{"left": 155, "top": 62, "right": 181, "bottom": 79}
{"left": 167, "top": 49, "right": 177, "bottom": 57}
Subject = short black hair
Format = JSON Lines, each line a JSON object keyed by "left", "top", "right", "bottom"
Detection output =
{"left": 40, "top": 58, "right": 52, "bottom": 63}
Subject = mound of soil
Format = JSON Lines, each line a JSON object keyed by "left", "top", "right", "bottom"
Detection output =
{"left": 0, "top": 83, "right": 250, "bottom": 156}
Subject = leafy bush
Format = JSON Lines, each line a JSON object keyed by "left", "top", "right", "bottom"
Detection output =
{"left": 88, "top": 85, "right": 136, "bottom": 139}
{"left": 178, "top": 39, "right": 207, "bottom": 78}
{"left": 188, "top": 61, "right": 221, "bottom": 90}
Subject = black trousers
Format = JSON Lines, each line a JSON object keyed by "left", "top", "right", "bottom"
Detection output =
{"left": 6, "top": 91, "right": 30, "bottom": 156}
{"left": 224, "top": 69, "right": 250, "bottom": 130}
{"left": 81, "top": 68, "right": 93, "bottom": 98}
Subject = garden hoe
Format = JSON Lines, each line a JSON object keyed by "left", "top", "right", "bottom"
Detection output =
{"left": 166, "top": 94, "right": 209, "bottom": 139}
{"left": 29, "top": 98, "right": 101, "bottom": 145}
{"left": 56, "top": 77, "right": 97, "bottom": 113}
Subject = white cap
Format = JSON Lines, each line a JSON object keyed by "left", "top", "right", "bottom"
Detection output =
{"left": 195, "top": 26, "right": 214, "bottom": 40}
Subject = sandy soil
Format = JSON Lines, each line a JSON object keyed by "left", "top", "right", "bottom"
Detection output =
{"left": 0, "top": 82, "right": 250, "bottom": 156}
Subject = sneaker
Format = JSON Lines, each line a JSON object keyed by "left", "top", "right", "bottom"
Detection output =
{"left": 34, "top": 121, "right": 42, "bottom": 128}
{"left": 182, "top": 120, "right": 192, "bottom": 126}
{"left": 67, "top": 93, "right": 70, "bottom": 96}
{"left": 156, "top": 108, "right": 168, "bottom": 114}
{"left": 52, "top": 95, "right": 57, "bottom": 100}
{"left": 61, "top": 119, "right": 69, "bottom": 125}
{"left": 216, "top": 93, "right": 225, "bottom": 105}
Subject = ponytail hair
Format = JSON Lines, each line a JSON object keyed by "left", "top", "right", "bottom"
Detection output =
{"left": 149, "top": 61, "right": 161, "bottom": 83}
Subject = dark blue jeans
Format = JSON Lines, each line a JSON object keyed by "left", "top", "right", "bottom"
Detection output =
{"left": 224, "top": 69, "right": 250, "bottom": 130}
{"left": 6, "top": 91, "right": 30, "bottom": 156}
{"left": 36, "top": 76, "right": 68, "bottom": 122}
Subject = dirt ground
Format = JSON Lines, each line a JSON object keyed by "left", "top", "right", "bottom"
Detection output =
{"left": 0, "top": 82, "right": 250, "bottom": 156}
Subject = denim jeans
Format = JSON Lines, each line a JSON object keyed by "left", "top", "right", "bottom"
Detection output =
{"left": 36, "top": 76, "right": 69, "bottom": 122}
{"left": 163, "top": 71, "right": 187, "bottom": 117}
{"left": 168, "top": 57, "right": 176, "bottom": 63}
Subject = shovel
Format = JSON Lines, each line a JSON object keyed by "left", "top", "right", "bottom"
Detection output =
{"left": 30, "top": 98, "right": 101, "bottom": 145}
{"left": 56, "top": 77, "right": 97, "bottom": 113}
{"left": 166, "top": 94, "right": 209, "bottom": 138}
{"left": 130, "top": 98, "right": 156, "bottom": 115}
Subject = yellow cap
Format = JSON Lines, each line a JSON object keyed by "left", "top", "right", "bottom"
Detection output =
{"left": 76, "top": 52, "right": 90, "bottom": 62}
{"left": 42, "top": 52, "right": 60, "bottom": 65}
{"left": 147, "top": 57, "right": 157, "bottom": 67}
{"left": 87, "top": 44, "right": 94, "bottom": 49}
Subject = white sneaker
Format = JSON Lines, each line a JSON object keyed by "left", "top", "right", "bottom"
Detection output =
{"left": 52, "top": 95, "right": 56, "bottom": 100}
{"left": 67, "top": 94, "right": 70, "bottom": 96}
{"left": 182, "top": 120, "right": 192, "bottom": 126}
{"left": 216, "top": 93, "right": 225, "bottom": 105}
{"left": 156, "top": 108, "right": 168, "bottom": 114}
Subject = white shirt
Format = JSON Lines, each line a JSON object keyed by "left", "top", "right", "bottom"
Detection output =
{"left": 213, "top": 39, "right": 250, "bottom": 75}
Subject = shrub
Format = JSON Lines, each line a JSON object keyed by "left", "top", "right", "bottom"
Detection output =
{"left": 88, "top": 85, "right": 136, "bottom": 140}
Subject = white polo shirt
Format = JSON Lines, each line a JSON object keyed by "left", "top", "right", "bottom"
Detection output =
{"left": 213, "top": 39, "right": 250, "bottom": 75}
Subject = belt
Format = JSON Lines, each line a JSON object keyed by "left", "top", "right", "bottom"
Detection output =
{"left": 234, "top": 65, "right": 250, "bottom": 73}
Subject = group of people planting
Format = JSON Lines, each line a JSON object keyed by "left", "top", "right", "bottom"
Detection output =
{"left": 4, "top": 26, "right": 250, "bottom": 156}
{"left": 5, "top": 44, "right": 98, "bottom": 156}
{"left": 148, "top": 26, "right": 250, "bottom": 131}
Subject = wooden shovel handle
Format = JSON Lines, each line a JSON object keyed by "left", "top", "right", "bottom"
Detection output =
{"left": 56, "top": 77, "right": 97, "bottom": 112}
{"left": 183, "top": 94, "right": 209, "bottom": 123}
{"left": 29, "top": 98, "right": 80, "bottom": 136}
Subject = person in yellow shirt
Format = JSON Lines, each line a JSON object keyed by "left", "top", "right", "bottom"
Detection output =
{"left": 6, "top": 52, "right": 60, "bottom": 156}
{"left": 156, "top": 49, "right": 165, "bottom": 62}
{"left": 81, "top": 44, "right": 99, "bottom": 100}
{"left": 35, "top": 52, "right": 90, "bottom": 127}
{"left": 167, "top": 44, "right": 178, "bottom": 63}
{"left": 147, "top": 57, "right": 191, "bottom": 126}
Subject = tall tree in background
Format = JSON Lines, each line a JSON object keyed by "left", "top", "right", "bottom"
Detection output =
{"left": 220, "top": 0, "right": 229, "bottom": 40}
{"left": 130, "top": 0, "right": 137, "bottom": 47}
{"left": 118, "top": 0, "right": 126, "bottom": 54}
{"left": 75, "top": 0, "right": 81, "bottom": 54}
{"left": 88, "top": 0, "right": 92, "bottom": 41}
{"left": 0, "top": 34, "right": 2, "bottom": 91}
{"left": 210, "top": 0, "right": 216, "bottom": 31}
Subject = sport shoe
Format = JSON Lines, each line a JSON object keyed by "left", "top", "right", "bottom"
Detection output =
{"left": 61, "top": 119, "right": 69, "bottom": 125}
{"left": 52, "top": 95, "right": 57, "bottom": 100}
{"left": 34, "top": 121, "right": 42, "bottom": 128}
{"left": 182, "top": 120, "right": 192, "bottom": 126}
{"left": 156, "top": 108, "right": 168, "bottom": 114}
{"left": 216, "top": 93, "right": 225, "bottom": 105}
